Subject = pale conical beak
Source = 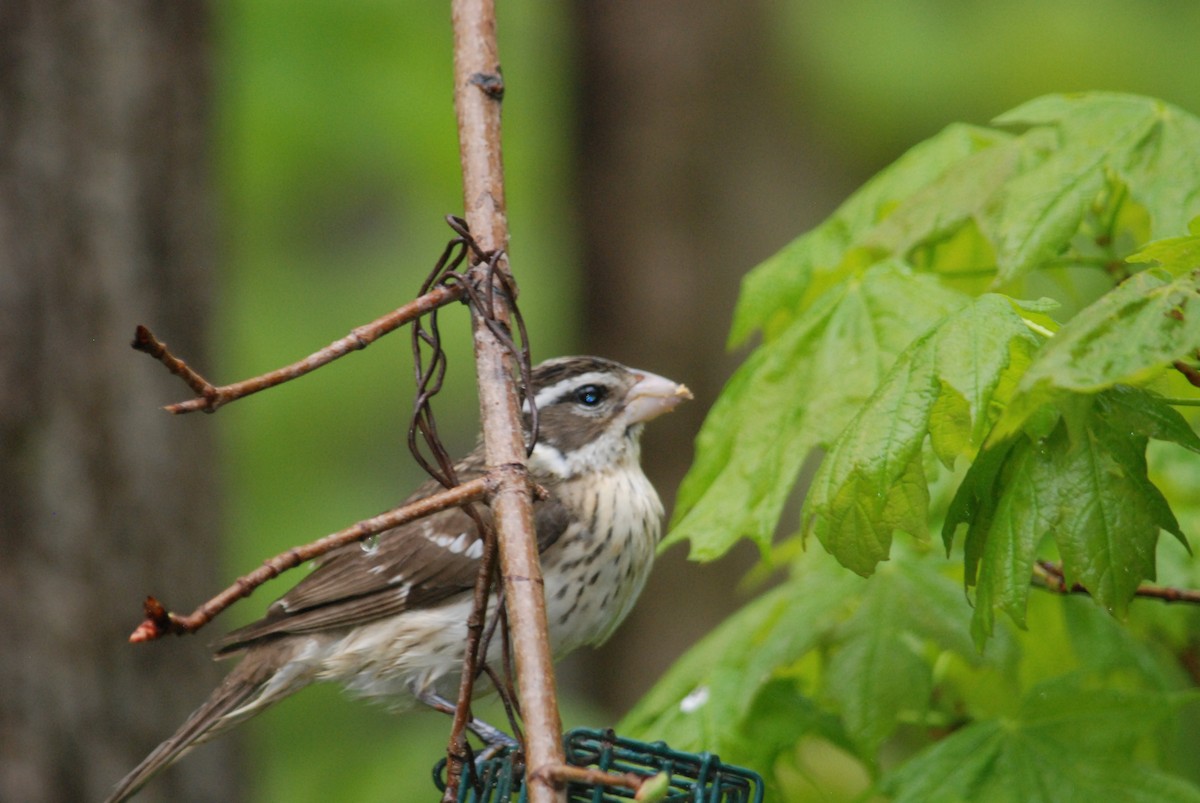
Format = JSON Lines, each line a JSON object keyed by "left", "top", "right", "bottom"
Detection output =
{"left": 624, "top": 370, "right": 693, "bottom": 424}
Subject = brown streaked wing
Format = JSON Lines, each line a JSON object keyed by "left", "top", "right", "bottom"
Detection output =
{"left": 216, "top": 474, "right": 573, "bottom": 654}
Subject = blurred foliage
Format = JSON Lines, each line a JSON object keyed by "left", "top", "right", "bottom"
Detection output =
{"left": 204, "top": 0, "right": 1200, "bottom": 800}
{"left": 771, "top": 1, "right": 1200, "bottom": 167}
{"left": 645, "top": 93, "right": 1200, "bottom": 800}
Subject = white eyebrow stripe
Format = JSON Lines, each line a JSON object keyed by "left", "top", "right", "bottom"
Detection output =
{"left": 532, "top": 372, "right": 618, "bottom": 409}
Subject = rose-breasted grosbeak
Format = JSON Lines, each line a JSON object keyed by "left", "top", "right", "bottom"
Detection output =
{"left": 106, "top": 356, "right": 691, "bottom": 802}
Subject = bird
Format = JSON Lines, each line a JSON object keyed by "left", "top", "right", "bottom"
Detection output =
{"left": 106, "top": 355, "right": 692, "bottom": 802}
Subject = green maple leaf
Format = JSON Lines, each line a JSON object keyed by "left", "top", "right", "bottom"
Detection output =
{"left": 881, "top": 675, "right": 1200, "bottom": 803}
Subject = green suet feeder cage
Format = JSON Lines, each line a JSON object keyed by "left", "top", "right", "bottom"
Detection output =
{"left": 434, "top": 728, "right": 764, "bottom": 802}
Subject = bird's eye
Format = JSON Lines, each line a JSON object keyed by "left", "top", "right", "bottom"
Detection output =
{"left": 575, "top": 384, "right": 606, "bottom": 407}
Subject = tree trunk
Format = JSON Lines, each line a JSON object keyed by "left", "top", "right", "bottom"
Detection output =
{"left": 572, "top": 1, "right": 850, "bottom": 712}
{"left": 0, "top": 2, "right": 240, "bottom": 801}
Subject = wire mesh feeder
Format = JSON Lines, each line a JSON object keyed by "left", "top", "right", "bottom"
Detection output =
{"left": 433, "top": 727, "right": 765, "bottom": 802}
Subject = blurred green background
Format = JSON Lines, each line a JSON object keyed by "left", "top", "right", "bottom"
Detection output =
{"left": 199, "top": 1, "right": 1200, "bottom": 799}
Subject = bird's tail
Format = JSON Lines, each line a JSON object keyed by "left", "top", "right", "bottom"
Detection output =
{"left": 104, "top": 649, "right": 311, "bottom": 803}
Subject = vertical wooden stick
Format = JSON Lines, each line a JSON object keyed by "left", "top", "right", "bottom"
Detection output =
{"left": 450, "top": 3, "right": 566, "bottom": 803}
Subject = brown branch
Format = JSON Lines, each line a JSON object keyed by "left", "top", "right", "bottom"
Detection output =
{"left": 534, "top": 765, "right": 655, "bottom": 797}
{"left": 1034, "top": 560, "right": 1200, "bottom": 604}
{"left": 482, "top": 657, "right": 523, "bottom": 742}
{"left": 131, "top": 325, "right": 215, "bottom": 398}
{"left": 1173, "top": 359, "right": 1200, "bottom": 389}
{"left": 128, "top": 475, "right": 494, "bottom": 643}
{"left": 451, "top": 2, "right": 565, "bottom": 801}
{"left": 441, "top": 505, "right": 502, "bottom": 801}
{"left": 133, "top": 283, "right": 465, "bottom": 414}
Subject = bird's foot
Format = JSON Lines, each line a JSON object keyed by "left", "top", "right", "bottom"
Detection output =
{"left": 415, "top": 688, "right": 521, "bottom": 752}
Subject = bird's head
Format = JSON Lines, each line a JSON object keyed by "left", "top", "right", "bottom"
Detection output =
{"left": 523, "top": 356, "right": 691, "bottom": 480}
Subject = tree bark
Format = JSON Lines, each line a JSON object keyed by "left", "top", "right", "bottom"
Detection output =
{"left": 0, "top": 2, "right": 240, "bottom": 801}
{"left": 572, "top": 1, "right": 849, "bottom": 712}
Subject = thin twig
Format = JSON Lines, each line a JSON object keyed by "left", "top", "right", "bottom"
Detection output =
{"left": 441, "top": 506, "right": 501, "bottom": 802}
{"left": 483, "top": 658, "right": 523, "bottom": 745}
{"left": 134, "top": 283, "right": 465, "bottom": 415}
{"left": 451, "top": 1, "right": 566, "bottom": 799}
{"left": 128, "top": 475, "right": 494, "bottom": 643}
{"left": 1173, "top": 359, "right": 1200, "bottom": 389}
{"left": 533, "top": 764, "right": 648, "bottom": 796}
{"left": 131, "top": 325, "right": 216, "bottom": 399}
{"left": 1034, "top": 560, "right": 1200, "bottom": 604}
